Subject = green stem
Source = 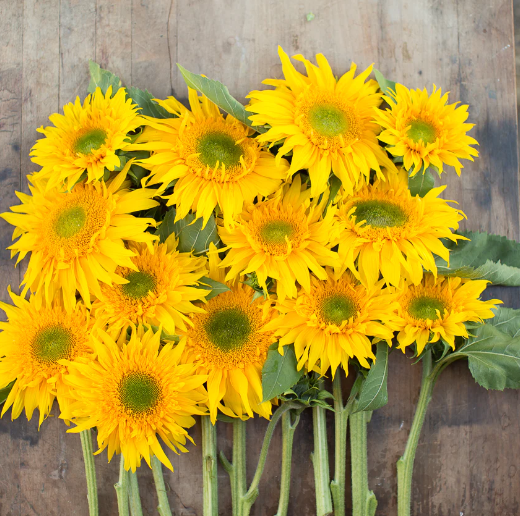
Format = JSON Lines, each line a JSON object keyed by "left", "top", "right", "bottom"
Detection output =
{"left": 80, "top": 429, "right": 99, "bottom": 516}
{"left": 151, "top": 455, "right": 173, "bottom": 516}
{"left": 350, "top": 410, "right": 377, "bottom": 516}
{"left": 202, "top": 416, "right": 219, "bottom": 516}
{"left": 274, "top": 410, "right": 301, "bottom": 516}
{"left": 128, "top": 470, "right": 144, "bottom": 516}
{"left": 397, "top": 350, "right": 437, "bottom": 516}
{"left": 115, "top": 456, "right": 130, "bottom": 516}
{"left": 232, "top": 419, "right": 247, "bottom": 516}
{"left": 312, "top": 388, "right": 333, "bottom": 516}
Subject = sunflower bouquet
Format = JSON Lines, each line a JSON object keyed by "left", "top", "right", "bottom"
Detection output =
{"left": 1, "top": 47, "right": 520, "bottom": 516}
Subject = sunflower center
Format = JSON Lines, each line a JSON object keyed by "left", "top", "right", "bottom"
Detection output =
{"left": 32, "top": 325, "right": 74, "bottom": 363}
{"left": 53, "top": 206, "right": 87, "bottom": 238}
{"left": 204, "top": 308, "right": 252, "bottom": 352}
{"left": 308, "top": 104, "right": 349, "bottom": 137}
{"left": 118, "top": 372, "right": 161, "bottom": 414}
{"left": 407, "top": 119, "right": 437, "bottom": 145}
{"left": 354, "top": 200, "right": 408, "bottom": 228}
{"left": 321, "top": 294, "right": 357, "bottom": 325}
{"left": 121, "top": 271, "right": 156, "bottom": 299}
{"left": 408, "top": 296, "right": 446, "bottom": 320}
{"left": 196, "top": 132, "right": 243, "bottom": 168}
{"left": 260, "top": 220, "right": 294, "bottom": 245}
{"left": 73, "top": 128, "right": 108, "bottom": 155}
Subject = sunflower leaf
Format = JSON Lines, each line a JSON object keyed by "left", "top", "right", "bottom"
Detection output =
{"left": 0, "top": 381, "right": 14, "bottom": 405}
{"left": 374, "top": 69, "right": 397, "bottom": 100}
{"left": 261, "top": 343, "right": 305, "bottom": 403}
{"left": 126, "top": 87, "right": 176, "bottom": 119}
{"left": 177, "top": 64, "right": 265, "bottom": 132}
{"left": 485, "top": 307, "right": 520, "bottom": 338}
{"left": 196, "top": 276, "right": 230, "bottom": 300}
{"left": 88, "top": 60, "right": 122, "bottom": 95}
{"left": 353, "top": 343, "right": 389, "bottom": 412}
{"left": 324, "top": 174, "right": 342, "bottom": 215}
{"left": 451, "top": 323, "right": 520, "bottom": 390}
{"left": 408, "top": 168, "right": 435, "bottom": 197}
{"left": 435, "top": 231, "right": 520, "bottom": 286}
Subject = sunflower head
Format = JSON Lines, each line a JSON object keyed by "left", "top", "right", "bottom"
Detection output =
{"left": 63, "top": 325, "right": 208, "bottom": 472}
{"left": 219, "top": 174, "right": 342, "bottom": 300}
{"left": 374, "top": 83, "right": 479, "bottom": 176}
{"left": 337, "top": 169, "right": 466, "bottom": 287}
{"left": 129, "top": 88, "right": 289, "bottom": 228}
{"left": 396, "top": 274, "right": 501, "bottom": 354}
{"left": 246, "top": 46, "right": 398, "bottom": 196}
{"left": 31, "top": 87, "right": 143, "bottom": 188}
{"left": 0, "top": 289, "right": 93, "bottom": 427}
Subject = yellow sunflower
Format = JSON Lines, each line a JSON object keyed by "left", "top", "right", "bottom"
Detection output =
{"left": 31, "top": 87, "right": 142, "bottom": 188}
{"left": 263, "top": 269, "right": 401, "bottom": 377}
{"left": 395, "top": 274, "right": 500, "bottom": 354}
{"left": 374, "top": 83, "right": 479, "bottom": 175}
{"left": 219, "top": 174, "right": 342, "bottom": 300}
{"left": 0, "top": 289, "right": 93, "bottom": 427}
{"left": 180, "top": 244, "right": 276, "bottom": 423}
{"left": 246, "top": 46, "right": 398, "bottom": 197}
{"left": 63, "top": 325, "right": 208, "bottom": 472}
{"left": 1, "top": 160, "right": 159, "bottom": 312}
{"left": 129, "top": 88, "right": 289, "bottom": 228}
{"left": 92, "top": 236, "right": 208, "bottom": 337}
{"left": 337, "top": 169, "right": 466, "bottom": 287}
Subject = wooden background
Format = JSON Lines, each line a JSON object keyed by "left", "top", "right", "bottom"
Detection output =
{"left": 1, "top": 0, "right": 520, "bottom": 514}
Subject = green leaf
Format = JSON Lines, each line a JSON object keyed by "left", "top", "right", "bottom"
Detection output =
{"left": 324, "top": 174, "right": 342, "bottom": 215}
{"left": 435, "top": 231, "right": 520, "bottom": 286}
{"left": 126, "top": 86, "right": 176, "bottom": 119}
{"left": 88, "top": 60, "right": 122, "bottom": 95}
{"left": 486, "top": 307, "right": 520, "bottom": 338}
{"left": 354, "top": 343, "right": 389, "bottom": 412}
{"left": 408, "top": 169, "right": 435, "bottom": 197}
{"left": 452, "top": 324, "right": 520, "bottom": 390}
{"left": 177, "top": 64, "right": 263, "bottom": 131}
{"left": 374, "top": 69, "right": 397, "bottom": 99}
{"left": 196, "top": 276, "right": 230, "bottom": 300}
{"left": 261, "top": 344, "right": 305, "bottom": 402}
{"left": 0, "top": 381, "right": 14, "bottom": 405}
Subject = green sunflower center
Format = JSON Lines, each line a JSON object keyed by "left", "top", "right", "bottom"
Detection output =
{"left": 321, "top": 294, "right": 358, "bottom": 325}
{"left": 408, "top": 296, "right": 446, "bottom": 320}
{"left": 260, "top": 221, "right": 294, "bottom": 245}
{"left": 407, "top": 119, "right": 437, "bottom": 145}
{"left": 54, "top": 206, "right": 87, "bottom": 238}
{"left": 73, "top": 128, "right": 108, "bottom": 155}
{"left": 308, "top": 104, "right": 349, "bottom": 137}
{"left": 354, "top": 200, "right": 408, "bottom": 228}
{"left": 118, "top": 372, "right": 161, "bottom": 414}
{"left": 196, "top": 132, "right": 243, "bottom": 168}
{"left": 32, "top": 325, "right": 74, "bottom": 363}
{"left": 121, "top": 271, "right": 156, "bottom": 299}
{"left": 205, "top": 308, "right": 252, "bottom": 352}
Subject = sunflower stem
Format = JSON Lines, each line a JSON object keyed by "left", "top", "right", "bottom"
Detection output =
{"left": 274, "top": 409, "right": 301, "bottom": 516}
{"left": 80, "top": 429, "right": 99, "bottom": 516}
{"left": 115, "top": 456, "right": 130, "bottom": 516}
{"left": 151, "top": 455, "right": 173, "bottom": 516}
{"left": 128, "top": 470, "right": 144, "bottom": 516}
{"left": 202, "top": 416, "right": 219, "bottom": 516}
{"left": 397, "top": 350, "right": 437, "bottom": 516}
{"left": 231, "top": 419, "right": 247, "bottom": 516}
{"left": 311, "top": 384, "right": 333, "bottom": 516}
{"left": 350, "top": 410, "right": 377, "bottom": 516}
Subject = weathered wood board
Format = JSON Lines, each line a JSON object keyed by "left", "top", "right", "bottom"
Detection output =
{"left": 0, "top": 1, "right": 519, "bottom": 514}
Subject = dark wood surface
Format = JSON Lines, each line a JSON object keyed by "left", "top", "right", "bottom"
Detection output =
{"left": 0, "top": 1, "right": 519, "bottom": 514}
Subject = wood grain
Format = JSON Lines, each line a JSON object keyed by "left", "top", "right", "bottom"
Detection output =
{"left": 0, "top": 1, "right": 518, "bottom": 515}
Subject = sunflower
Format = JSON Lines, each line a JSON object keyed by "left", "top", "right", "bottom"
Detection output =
{"left": 219, "top": 174, "right": 342, "bottom": 300}
{"left": 0, "top": 289, "right": 93, "bottom": 427}
{"left": 31, "top": 87, "right": 142, "bottom": 188}
{"left": 129, "top": 88, "right": 289, "bottom": 228}
{"left": 1, "top": 160, "right": 159, "bottom": 312}
{"left": 92, "top": 236, "right": 208, "bottom": 337}
{"left": 395, "top": 274, "right": 500, "bottom": 354}
{"left": 336, "top": 169, "right": 466, "bottom": 287}
{"left": 63, "top": 325, "right": 208, "bottom": 472}
{"left": 374, "top": 83, "right": 479, "bottom": 175}
{"left": 246, "top": 46, "right": 398, "bottom": 197}
{"left": 263, "top": 269, "right": 401, "bottom": 377}
{"left": 180, "top": 243, "right": 276, "bottom": 423}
